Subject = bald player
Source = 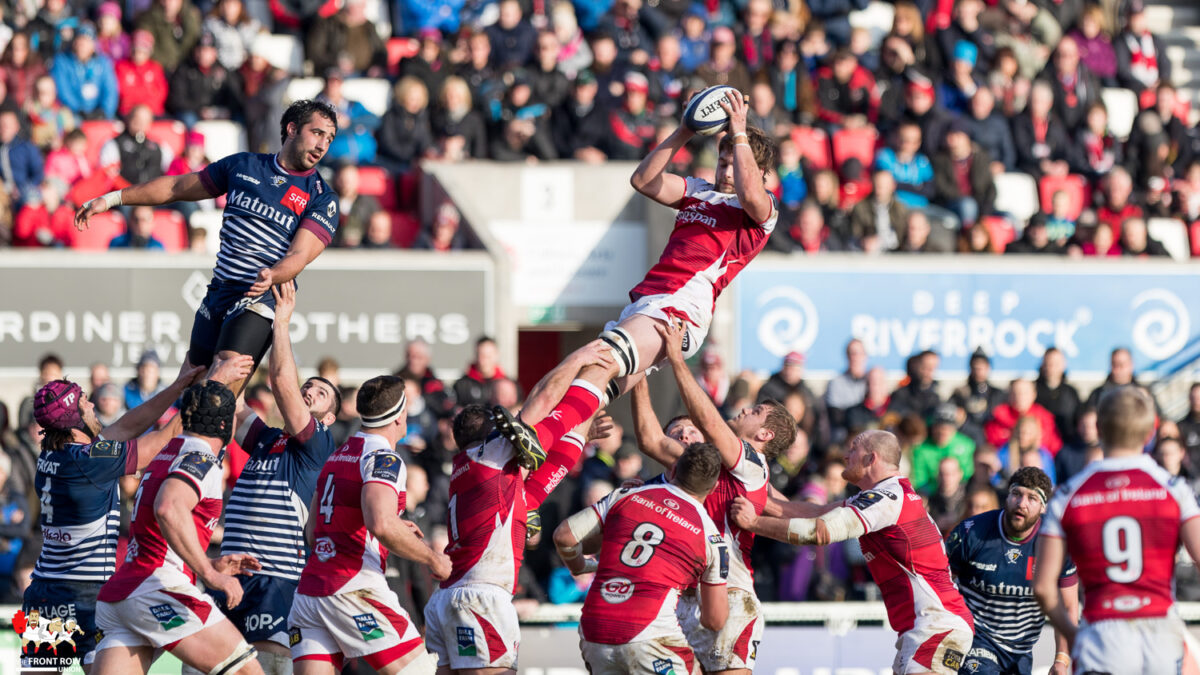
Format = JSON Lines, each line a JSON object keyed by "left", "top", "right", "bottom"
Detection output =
{"left": 731, "top": 431, "right": 974, "bottom": 675}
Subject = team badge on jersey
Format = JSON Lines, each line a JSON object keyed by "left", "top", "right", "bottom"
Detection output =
{"left": 289, "top": 627, "right": 302, "bottom": 646}
{"left": 963, "top": 658, "right": 981, "bottom": 672}
{"left": 327, "top": 201, "right": 336, "bottom": 218}
{"left": 942, "top": 648, "right": 964, "bottom": 670}
{"left": 353, "top": 614, "right": 384, "bottom": 641}
{"left": 456, "top": 627, "right": 477, "bottom": 656}
{"left": 270, "top": 175, "right": 287, "bottom": 187}
{"left": 314, "top": 536, "right": 335, "bottom": 561}
{"left": 90, "top": 440, "right": 120, "bottom": 458}
{"left": 1005, "top": 548, "right": 1022, "bottom": 564}
{"left": 851, "top": 490, "right": 885, "bottom": 508}
{"left": 651, "top": 658, "right": 677, "bottom": 675}
{"left": 149, "top": 604, "right": 185, "bottom": 631}
{"left": 372, "top": 454, "right": 400, "bottom": 482}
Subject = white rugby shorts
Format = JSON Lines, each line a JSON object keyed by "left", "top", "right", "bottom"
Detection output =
{"left": 289, "top": 588, "right": 431, "bottom": 673}
{"left": 608, "top": 292, "right": 711, "bottom": 370}
{"left": 677, "top": 587, "right": 763, "bottom": 672}
{"left": 893, "top": 614, "right": 973, "bottom": 675}
{"left": 423, "top": 584, "right": 520, "bottom": 670}
{"left": 579, "top": 632, "right": 696, "bottom": 675}
{"left": 94, "top": 583, "right": 224, "bottom": 651}
{"left": 1073, "top": 614, "right": 1191, "bottom": 675}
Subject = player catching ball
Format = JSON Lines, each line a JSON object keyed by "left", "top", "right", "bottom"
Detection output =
{"left": 73, "top": 100, "right": 341, "bottom": 395}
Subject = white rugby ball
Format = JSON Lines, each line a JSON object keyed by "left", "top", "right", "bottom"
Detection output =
{"left": 683, "top": 85, "right": 740, "bottom": 136}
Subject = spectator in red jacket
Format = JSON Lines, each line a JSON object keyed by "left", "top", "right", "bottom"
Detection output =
{"left": 984, "top": 378, "right": 1062, "bottom": 455}
{"left": 115, "top": 30, "right": 168, "bottom": 116}
{"left": 13, "top": 178, "right": 74, "bottom": 247}
{"left": 815, "top": 48, "right": 880, "bottom": 129}
{"left": 43, "top": 128, "right": 92, "bottom": 187}
{"left": 1096, "top": 166, "right": 1142, "bottom": 239}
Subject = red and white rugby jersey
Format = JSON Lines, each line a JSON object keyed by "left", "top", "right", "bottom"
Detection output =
{"left": 98, "top": 437, "right": 225, "bottom": 601}
{"left": 297, "top": 432, "right": 407, "bottom": 597}
{"left": 441, "top": 434, "right": 528, "bottom": 592}
{"left": 1042, "top": 454, "right": 1200, "bottom": 623}
{"left": 630, "top": 177, "right": 777, "bottom": 322}
{"left": 703, "top": 440, "right": 769, "bottom": 593}
{"left": 845, "top": 476, "right": 974, "bottom": 635}
{"left": 580, "top": 483, "right": 727, "bottom": 645}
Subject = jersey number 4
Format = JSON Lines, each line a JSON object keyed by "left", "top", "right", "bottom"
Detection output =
{"left": 1102, "top": 516, "right": 1143, "bottom": 583}
{"left": 319, "top": 474, "right": 335, "bottom": 524}
{"left": 620, "top": 523, "right": 665, "bottom": 567}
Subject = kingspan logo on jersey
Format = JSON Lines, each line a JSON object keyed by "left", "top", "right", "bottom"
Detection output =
{"left": 227, "top": 189, "right": 298, "bottom": 228}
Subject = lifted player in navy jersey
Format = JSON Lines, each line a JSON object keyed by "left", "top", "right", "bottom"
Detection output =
{"left": 189, "top": 281, "right": 340, "bottom": 675}
{"left": 945, "top": 467, "right": 1078, "bottom": 675}
{"left": 73, "top": 100, "right": 340, "bottom": 395}
{"left": 23, "top": 356, "right": 251, "bottom": 672}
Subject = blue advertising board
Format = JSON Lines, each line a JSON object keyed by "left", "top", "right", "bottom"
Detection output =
{"left": 735, "top": 258, "right": 1200, "bottom": 377}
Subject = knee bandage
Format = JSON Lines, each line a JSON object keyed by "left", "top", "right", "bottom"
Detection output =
{"left": 397, "top": 650, "right": 438, "bottom": 674}
{"left": 599, "top": 327, "right": 639, "bottom": 379}
{"left": 255, "top": 649, "right": 293, "bottom": 675}
{"left": 210, "top": 640, "right": 257, "bottom": 675}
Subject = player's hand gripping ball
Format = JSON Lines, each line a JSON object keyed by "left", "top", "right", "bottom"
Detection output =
{"left": 683, "top": 85, "right": 745, "bottom": 136}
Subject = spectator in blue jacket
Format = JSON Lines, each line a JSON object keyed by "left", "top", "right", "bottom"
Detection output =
{"left": 964, "top": 87, "right": 1016, "bottom": 172}
{"left": 675, "top": 5, "right": 710, "bottom": 73}
{"left": 0, "top": 110, "right": 45, "bottom": 208}
{"left": 317, "top": 70, "right": 381, "bottom": 165}
{"left": 486, "top": 0, "right": 537, "bottom": 70}
{"left": 49, "top": 23, "right": 118, "bottom": 120}
{"left": 875, "top": 121, "right": 935, "bottom": 209}
{"left": 395, "top": 0, "right": 465, "bottom": 35}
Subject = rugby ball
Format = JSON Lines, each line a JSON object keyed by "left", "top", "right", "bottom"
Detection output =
{"left": 683, "top": 85, "right": 740, "bottom": 136}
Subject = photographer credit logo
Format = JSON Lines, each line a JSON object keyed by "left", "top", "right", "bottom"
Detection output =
{"left": 12, "top": 609, "right": 86, "bottom": 673}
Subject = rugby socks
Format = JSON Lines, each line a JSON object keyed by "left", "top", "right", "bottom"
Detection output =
{"left": 532, "top": 380, "right": 603, "bottom": 448}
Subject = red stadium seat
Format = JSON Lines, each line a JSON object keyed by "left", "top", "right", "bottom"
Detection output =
{"left": 387, "top": 38, "right": 418, "bottom": 75}
{"left": 147, "top": 120, "right": 187, "bottom": 158}
{"left": 982, "top": 215, "right": 1016, "bottom": 251}
{"left": 832, "top": 127, "right": 878, "bottom": 170}
{"left": 1190, "top": 220, "right": 1200, "bottom": 258}
{"left": 790, "top": 126, "right": 831, "bottom": 171}
{"left": 151, "top": 210, "right": 188, "bottom": 252}
{"left": 357, "top": 166, "right": 397, "bottom": 210}
{"left": 72, "top": 211, "right": 125, "bottom": 250}
{"left": 1038, "top": 174, "right": 1090, "bottom": 221}
{"left": 80, "top": 119, "right": 123, "bottom": 166}
{"left": 391, "top": 211, "right": 420, "bottom": 248}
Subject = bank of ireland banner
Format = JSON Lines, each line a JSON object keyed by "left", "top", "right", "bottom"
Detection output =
{"left": 735, "top": 262, "right": 1200, "bottom": 376}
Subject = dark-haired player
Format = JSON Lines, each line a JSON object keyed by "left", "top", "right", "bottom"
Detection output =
{"left": 22, "top": 357, "right": 249, "bottom": 672}
{"left": 93, "top": 380, "right": 264, "bottom": 675}
{"left": 628, "top": 322, "right": 793, "bottom": 675}
{"left": 290, "top": 375, "right": 450, "bottom": 675}
{"left": 946, "top": 467, "right": 1077, "bottom": 675}
{"left": 496, "top": 91, "right": 780, "bottom": 480}
{"left": 74, "top": 99, "right": 341, "bottom": 395}
{"left": 553, "top": 441, "right": 730, "bottom": 675}
{"left": 198, "top": 281, "right": 342, "bottom": 675}
{"left": 733, "top": 431, "right": 974, "bottom": 675}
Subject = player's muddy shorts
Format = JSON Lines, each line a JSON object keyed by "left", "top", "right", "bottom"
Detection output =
{"left": 23, "top": 579, "right": 101, "bottom": 666}
{"left": 893, "top": 615, "right": 973, "bottom": 675}
{"left": 678, "top": 587, "right": 763, "bottom": 671}
{"left": 289, "top": 587, "right": 432, "bottom": 673}
{"left": 95, "top": 583, "right": 224, "bottom": 652}
{"left": 1073, "top": 614, "right": 1189, "bottom": 674}
{"left": 423, "top": 584, "right": 520, "bottom": 670}
{"left": 609, "top": 292, "right": 711, "bottom": 370}
{"left": 188, "top": 279, "right": 275, "bottom": 366}
{"left": 579, "top": 632, "right": 696, "bottom": 675}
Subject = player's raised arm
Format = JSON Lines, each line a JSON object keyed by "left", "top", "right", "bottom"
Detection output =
{"left": 268, "top": 281, "right": 312, "bottom": 436}
{"left": 362, "top": 481, "right": 451, "bottom": 579}
{"left": 718, "top": 92, "right": 774, "bottom": 225}
{"left": 630, "top": 378, "right": 685, "bottom": 467}
{"left": 729, "top": 495, "right": 856, "bottom": 544}
{"left": 101, "top": 364, "right": 206, "bottom": 446}
{"left": 629, "top": 124, "right": 693, "bottom": 208}
{"left": 656, "top": 321, "right": 741, "bottom": 466}
{"left": 517, "top": 340, "right": 615, "bottom": 426}
{"left": 74, "top": 172, "right": 216, "bottom": 231}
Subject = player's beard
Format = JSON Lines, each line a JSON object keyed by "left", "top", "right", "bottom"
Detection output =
{"left": 1004, "top": 509, "right": 1038, "bottom": 538}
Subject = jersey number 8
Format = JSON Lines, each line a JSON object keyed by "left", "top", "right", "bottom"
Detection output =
{"left": 1102, "top": 516, "right": 1143, "bottom": 583}
{"left": 620, "top": 523, "right": 665, "bottom": 567}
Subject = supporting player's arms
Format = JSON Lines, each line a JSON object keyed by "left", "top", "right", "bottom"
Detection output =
{"left": 362, "top": 482, "right": 451, "bottom": 579}
{"left": 1033, "top": 535, "right": 1077, "bottom": 646}
{"left": 518, "top": 340, "right": 614, "bottom": 426}
{"left": 246, "top": 229, "right": 327, "bottom": 296}
{"left": 730, "top": 497, "right": 862, "bottom": 545}
{"left": 269, "top": 282, "right": 313, "bottom": 436}
{"left": 630, "top": 126, "right": 694, "bottom": 208}
{"left": 155, "top": 477, "right": 248, "bottom": 609}
{"left": 553, "top": 507, "right": 602, "bottom": 575}
{"left": 74, "top": 173, "right": 214, "bottom": 230}
{"left": 630, "top": 378, "right": 685, "bottom": 468}
{"left": 655, "top": 322, "right": 742, "bottom": 468}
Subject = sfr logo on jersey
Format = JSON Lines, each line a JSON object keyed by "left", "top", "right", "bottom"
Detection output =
{"left": 314, "top": 537, "right": 336, "bottom": 561}
{"left": 282, "top": 186, "right": 310, "bottom": 215}
{"left": 600, "top": 577, "right": 635, "bottom": 603}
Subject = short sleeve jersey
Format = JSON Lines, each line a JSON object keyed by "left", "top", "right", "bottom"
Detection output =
{"left": 703, "top": 440, "right": 769, "bottom": 593}
{"left": 221, "top": 415, "right": 338, "bottom": 580}
{"left": 1042, "top": 453, "right": 1200, "bottom": 622}
{"left": 580, "top": 484, "right": 727, "bottom": 645}
{"left": 630, "top": 177, "right": 777, "bottom": 322}
{"left": 946, "top": 509, "right": 1076, "bottom": 655}
{"left": 32, "top": 437, "right": 138, "bottom": 583}
{"left": 297, "top": 432, "right": 407, "bottom": 597}
{"left": 199, "top": 152, "right": 338, "bottom": 286}
{"left": 99, "top": 437, "right": 225, "bottom": 601}
{"left": 845, "top": 476, "right": 974, "bottom": 634}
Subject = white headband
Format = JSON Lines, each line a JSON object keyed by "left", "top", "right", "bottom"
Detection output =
{"left": 360, "top": 392, "right": 406, "bottom": 428}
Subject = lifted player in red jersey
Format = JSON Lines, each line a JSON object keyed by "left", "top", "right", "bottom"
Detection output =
{"left": 733, "top": 431, "right": 974, "bottom": 675}
{"left": 554, "top": 442, "right": 730, "bottom": 675}
{"left": 1035, "top": 386, "right": 1200, "bottom": 674}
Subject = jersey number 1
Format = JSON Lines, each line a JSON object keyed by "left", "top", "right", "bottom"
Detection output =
{"left": 1102, "top": 516, "right": 1144, "bottom": 583}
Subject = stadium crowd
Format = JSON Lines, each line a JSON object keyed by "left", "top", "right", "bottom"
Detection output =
{"left": 2, "top": 336, "right": 1199, "bottom": 615}
{"left": 0, "top": 0, "right": 1199, "bottom": 253}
